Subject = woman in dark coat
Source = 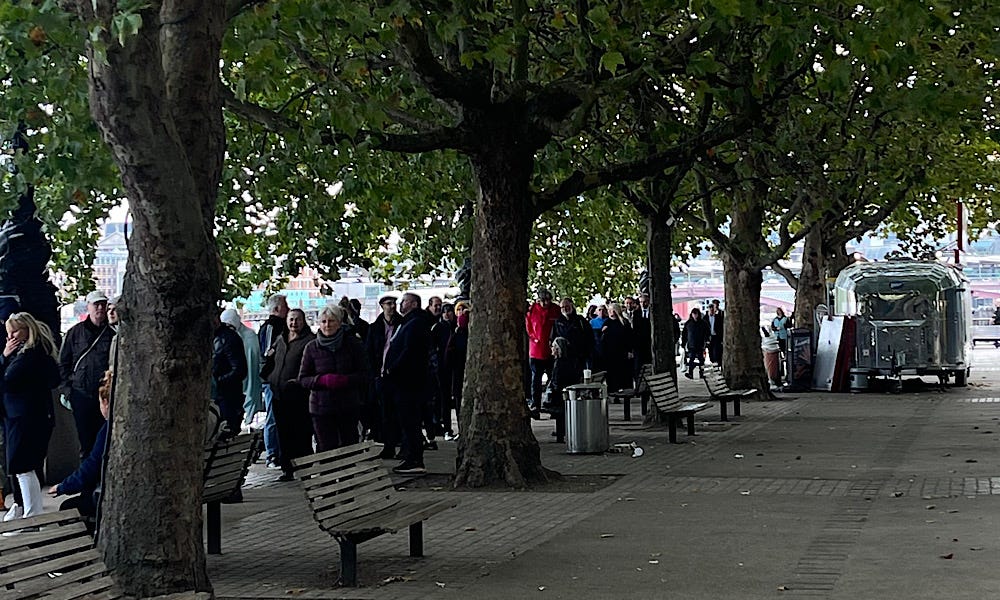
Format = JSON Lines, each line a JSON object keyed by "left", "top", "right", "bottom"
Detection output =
{"left": 446, "top": 308, "right": 469, "bottom": 438}
{"left": 298, "top": 305, "right": 367, "bottom": 452}
{"left": 2, "top": 312, "right": 59, "bottom": 522}
{"left": 600, "top": 303, "right": 633, "bottom": 393}
{"left": 262, "top": 308, "right": 316, "bottom": 481}
{"left": 683, "top": 308, "right": 711, "bottom": 378}
{"left": 546, "top": 337, "right": 579, "bottom": 443}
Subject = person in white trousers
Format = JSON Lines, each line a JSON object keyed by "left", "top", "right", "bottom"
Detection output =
{"left": 1, "top": 312, "right": 60, "bottom": 529}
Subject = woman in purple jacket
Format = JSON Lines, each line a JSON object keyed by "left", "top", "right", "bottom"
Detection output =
{"left": 298, "top": 305, "right": 367, "bottom": 451}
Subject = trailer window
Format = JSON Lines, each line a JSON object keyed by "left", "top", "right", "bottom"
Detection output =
{"left": 863, "top": 292, "right": 931, "bottom": 320}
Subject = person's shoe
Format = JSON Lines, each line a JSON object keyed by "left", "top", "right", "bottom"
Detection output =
{"left": 377, "top": 447, "right": 396, "bottom": 460}
{"left": 277, "top": 473, "right": 295, "bottom": 482}
{"left": 265, "top": 457, "right": 280, "bottom": 469}
{"left": 392, "top": 462, "right": 427, "bottom": 475}
{"left": 683, "top": 372, "right": 693, "bottom": 379}
{"left": 555, "top": 437, "right": 565, "bottom": 444}
{"left": 3, "top": 504, "right": 22, "bottom": 522}
{"left": 443, "top": 431, "right": 456, "bottom": 441}
{"left": 423, "top": 441, "right": 439, "bottom": 451}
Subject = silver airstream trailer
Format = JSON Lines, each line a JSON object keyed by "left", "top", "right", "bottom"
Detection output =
{"left": 834, "top": 261, "right": 972, "bottom": 386}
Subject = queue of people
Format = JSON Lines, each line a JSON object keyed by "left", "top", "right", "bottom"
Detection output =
{"left": 533, "top": 291, "right": 656, "bottom": 441}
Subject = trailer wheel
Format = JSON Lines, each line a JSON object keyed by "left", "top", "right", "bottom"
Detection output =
{"left": 954, "top": 369, "right": 968, "bottom": 387}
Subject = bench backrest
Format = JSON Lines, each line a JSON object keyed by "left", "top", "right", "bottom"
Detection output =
{"left": 203, "top": 432, "right": 259, "bottom": 504}
{"left": 291, "top": 441, "right": 399, "bottom": 534}
{"left": 0, "top": 510, "right": 123, "bottom": 599}
{"left": 589, "top": 370, "right": 607, "bottom": 385}
{"left": 703, "top": 366, "right": 731, "bottom": 395}
{"left": 636, "top": 364, "right": 653, "bottom": 393}
{"left": 645, "top": 372, "right": 682, "bottom": 412}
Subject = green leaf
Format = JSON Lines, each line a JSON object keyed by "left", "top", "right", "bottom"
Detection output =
{"left": 599, "top": 51, "right": 624, "bottom": 75}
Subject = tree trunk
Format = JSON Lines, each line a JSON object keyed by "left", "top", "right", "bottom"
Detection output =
{"left": 720, "top": 256, "right": 771, "bottom": 397}
{"left": 644, "top": 212, "right": 676, "bottom": 425}
{"left": 454, "top": 136, "right": 551, "bottom": 488}
{"left": 792, "top": 226, "right": 826, "bottom": 331}
{"left": 80, "top": 2, "right": 225, "bottom": 596}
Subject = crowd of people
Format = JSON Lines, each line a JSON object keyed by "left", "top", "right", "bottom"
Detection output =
{"left": 528, "top": 290, "right": 655, "bottom": 441}
{"left": 212, "top": 293, "right": 473, "bottom": 479}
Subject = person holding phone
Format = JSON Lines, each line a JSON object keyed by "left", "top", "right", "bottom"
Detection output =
{"left": 1, "top": 312, "right": 60, "bottom": 524}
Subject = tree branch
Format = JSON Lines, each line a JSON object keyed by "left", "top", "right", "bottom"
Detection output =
{"left": 394, "top": 20, "right": 491, "bottom": 107}
{"left": 771, "top": 261, "right": 799, "bottom": 290}
{"left": 532, "top": 115, "right": 752, "bottom": 216}
{"left": 226, "top": 0, "right": 268, "bottom": 21}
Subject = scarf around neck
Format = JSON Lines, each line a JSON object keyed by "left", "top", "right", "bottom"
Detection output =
{"left": 316, "top": 327, "right": 344, "bottom": 352}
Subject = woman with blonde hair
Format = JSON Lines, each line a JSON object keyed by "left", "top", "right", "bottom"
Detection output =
{"left": 1, "top": 312, "right": 59, "bottom": 524}
{"left": 298, "top": 305, "right": 367, "bottom": 451}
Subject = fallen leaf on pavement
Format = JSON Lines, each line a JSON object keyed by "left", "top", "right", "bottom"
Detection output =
{"left": 600, "top": 533, "right": 615, "bottom": 538}
{"left": 940, "top": 553, "right": 954, "bottom": 559}
{"left": 436, "top": 581, "right": 446, "bottom": 588}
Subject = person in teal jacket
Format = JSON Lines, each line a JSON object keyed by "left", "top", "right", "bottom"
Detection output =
{"left": 221, "top": 309, "right": 262, "bottom": 430}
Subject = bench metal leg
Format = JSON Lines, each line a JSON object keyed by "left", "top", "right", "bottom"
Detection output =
{"left": 624, "top": 397, "right": 631, "bottom": 421}
{"left": 339, "top": 539, "right": 358, "bottom": 586}
{"left": 667, "top": 415, "right": 678, "bottom": 444}
{"left": 640, "top": 392, "right": 648, "bottom": 416}
{"left": 207, "top": 501, "right": 221, "bottom": 555}
{"left": 686, "top": 414, "right": 696, "bottom": 436}
{"left": 719, "top": 398, "right": 728, "bottom": 421}
{"left": 409, "top": 521, "right": 424, "bottom": 557}
{"left": 734, "top": 397, "right": 741, "bottom": 417}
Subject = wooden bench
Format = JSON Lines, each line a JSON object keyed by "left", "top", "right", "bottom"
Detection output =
{"left": 292, "top": 441, "right": 458, "bottom": 587}
{"left": 702, "top": 365, "right": 755, "bottom": 421}
{"left": 607, "top": 364, "right": 653, "bottom": 420}
{"left": 0, "top": 509, "right": 123, "bottom": 599}
{"left": 203, "top": 431, "right": 260, "bottom": 555}
{"left": 646, "top": 372, "right": 711, "bottom": 443}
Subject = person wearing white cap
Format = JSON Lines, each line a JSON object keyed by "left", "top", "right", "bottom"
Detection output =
{"left": 58, "top": 290, "right": 115, "bottom": 458}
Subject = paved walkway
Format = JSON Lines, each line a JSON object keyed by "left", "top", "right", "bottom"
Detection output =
{"left": 207, "top": 356, "right": 1000, "bottom": 599}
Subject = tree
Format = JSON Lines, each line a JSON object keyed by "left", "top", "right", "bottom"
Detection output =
{"left": 690, "top": 1, "right": 998, "bottom": 392}
{"left": 68, "top": 1, "right": 227, "bottom": 596}
{"left": 223, "top": 2, "right": 762, "bottom": 487}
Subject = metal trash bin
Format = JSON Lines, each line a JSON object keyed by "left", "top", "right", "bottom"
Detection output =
{"left": 564, "top": 383, "right": 609, "bottom": 454}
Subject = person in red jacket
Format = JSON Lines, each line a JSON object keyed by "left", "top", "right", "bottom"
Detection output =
{"left": 524, "top": 288, "right": 561, "bottom": 418}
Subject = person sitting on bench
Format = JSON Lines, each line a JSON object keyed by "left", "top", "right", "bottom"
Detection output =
{"left": 49, "top": 369, "right": 113, "bottom": 527}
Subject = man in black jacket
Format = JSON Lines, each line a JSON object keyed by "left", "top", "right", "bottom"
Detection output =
{"left": 59, "top": 290, "right": 115, "bottom": 457}
{"left": 625, "top": 297, "right": 652, "bottom": 387}
{"left": 382, "top": 293, "right": 431, "bottom": 474}
{"left": 549, "top": 298, "right": 592, "bottom": 393}
{"left": 213, "top": 313, "right": 248, "bottom": 437}
{"left": 365, "top": 296, "right": 400, "bottom": 454}
{"left": 257, "top": 293, "right": 288, "bottom": 467}
{"left": 707, "top": 300, "right": 725, "bottom": 365}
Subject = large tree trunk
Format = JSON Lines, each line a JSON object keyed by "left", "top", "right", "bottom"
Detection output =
{"left": 792, "top": 226, "right": 826, "bottom": 331}
{"left": 80, "top": 2, "right": 225, "bottom": 595}
{"left": 721, "top": 256, "right": 770, "bottom": 396}
{"left": 454, "top": 135, "right": 550, "bottom": 488}
{"left": 644, "top": 212, "right": 676, "bottom": 425}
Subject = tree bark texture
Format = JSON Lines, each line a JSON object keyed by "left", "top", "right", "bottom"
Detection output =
{"left": 644, "top": 213, "right": 676, "bottom": 426}
{"left": 719, "top": 185, "right": 771, "bottom": 398}
{"left": 721, "top": 257, "right": 770, "bottom": 395}
{"left": 792, "top": 226, "right": 826, "bottom": 331}
{"left": 454, "top": 125, "right": 550, "bottom": 488}
{"left": 78, "top": 1, "right": 226, "bottom": 596}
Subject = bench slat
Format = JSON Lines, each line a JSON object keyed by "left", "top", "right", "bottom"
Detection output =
{"left": 317, "top": 495, "right": 399, "bottom": 532}
{"left": 292, "top": 442, "right": 378, "bottom": 471}
{"left": 295, "top": 448, "right": 383, "bottom": 481}
{"left": 0, "top": 510, "right": 83, "bottom": 536}
{"left": 312, "top": 483, "right": 397, "bottom": 523}
{"left": 13, "top": 570, "right": 115, "bottom": 600}
{"left": 3, "top": 535, "right": 95, "bottom": 570}
{"left": 0, "top": 548, "right": 103, "bottom": 587}
{"left": 300, "top": 462, "right": 386, "bottom": 496}
{"left": 308, "top": 470, "right": 390, "bottom": 511}
{"left": 0, "top": 523, "right": 90, "bottom": 555}
{"left": 333, "top": 498, "right": 459, "bottom": 537}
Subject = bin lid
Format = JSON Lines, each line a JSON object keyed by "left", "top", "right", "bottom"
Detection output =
{"left": 566, "top": 383, "right": 604, "bottom": 390}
